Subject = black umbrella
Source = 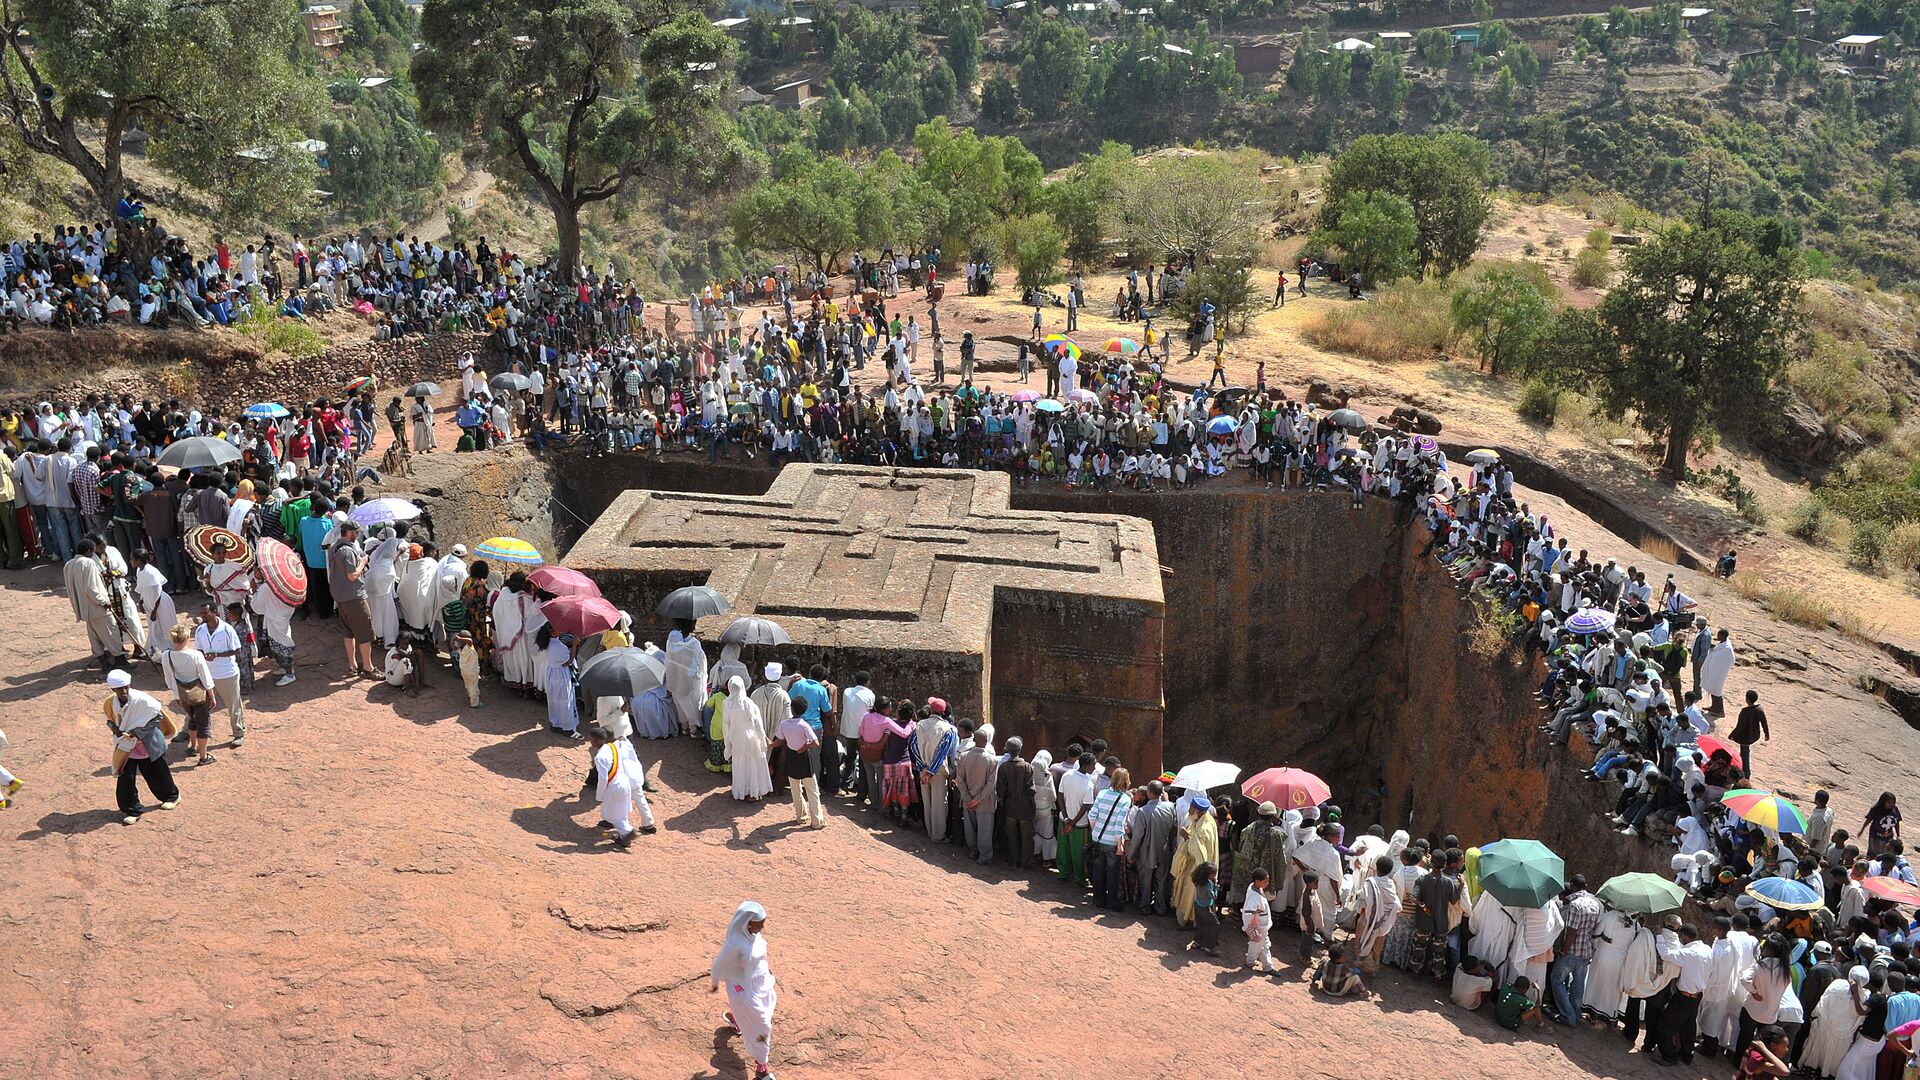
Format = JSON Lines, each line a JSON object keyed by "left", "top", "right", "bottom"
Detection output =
{"left": 1326, "top": 408, "right": 1369, "bottom": 432}
{"left": 720, "top": 616, "right": 790, "bottom": 646}
{"left": 489, "top": 372, "right": 530, "bottom": 393}
{"left": 406, "top": 381, "right": 442, "bottom": 398}
{"left": 578, "top": 647, "right": 666, "bottom": 699}
{"left": 156, "top": 436, "right": 242, "bottom": 470}
{"left": 656, "top": 584, "right": 731, "bottom": 621}
{"left": 1214, "top": 386, "right": 1250, "bottom": 402}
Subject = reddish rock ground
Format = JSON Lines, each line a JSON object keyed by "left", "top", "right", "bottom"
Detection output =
{"left": 0, "top": 557, "right": 1794, "bottom": 1080}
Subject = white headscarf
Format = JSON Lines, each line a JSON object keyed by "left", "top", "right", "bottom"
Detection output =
{"left": 710, "top": 900, "right": 768, "bottom": 990}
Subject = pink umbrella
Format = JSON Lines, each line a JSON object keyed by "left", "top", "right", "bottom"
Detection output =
{"left": 539, "top": 595, "right": 622, "bottom": 639}
{"left": 1008, "top": 389, "right": 1040, "bottom": 403}
{"left": 1694, "top": 734, "right": 1744, "bottom": 769}
{"left": 1065, "top": 387, "right": 1097, "bottom": 404}
{"left": 1240, "top": 767, "right": 1332, "bottom": 811}
{"left": 528, "top": 565, "right": 601, "bottom": 598}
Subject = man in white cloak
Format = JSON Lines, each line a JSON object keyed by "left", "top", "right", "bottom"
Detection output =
{"left": 1351, "top": 855, "right": 1400, "bottom": 976}
{"left": 1510, "top": 901, "right": 1567, "bottom": 1002}
{"left": 364, "top": 526, "right": 405, "bottom": 647}
{"left": 664, "top": 621, "right": 708, "bottom": 736}
{"left": 589, "top": 724, "right": 653, "bottom": 848}
{"left": 1467, "top": 890, "right": 1520, "bottom": 984}
{"left": 1700, "top": 628, "right": 1737, "bottom": 715}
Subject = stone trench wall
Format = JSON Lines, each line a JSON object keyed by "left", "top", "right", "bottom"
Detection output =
{"left": 1017, "top": 488, "right": 1653, "bottom": 875}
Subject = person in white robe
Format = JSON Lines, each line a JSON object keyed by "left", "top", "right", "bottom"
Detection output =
{"left": 490, "top": 581, "right": 538, "bottom": 691}
{"left": 710, "top": 901, "right": 777, "bottom": 1078}
{"left": 410, "top": 396, "right": 436, "bottom": 452}
{"left": 1621, "top": 918, "right": 1675, "bottom": 1037}
{"left": 1700, "top": 629, "right": 1737, "bottom": 713}
{"left": 364, "top": 527, "right": 405, "bottom": 647}
{"left": 1467, "top": 891, "right": 1520, "bottom": 982}
{"left": 589, "top": 725, "right": 652, "bottom": 846}
{"left": 664, "top": 623, "right": 708, "bottom": 736}
{"left": 65, "top": 544, "right": 129, "bottom": 663}
{"left": 1350, "top": 856, "right": 1400, "bottom": 975}
{"left": 131, "top": 552, "right": 176, "bottom": 660}
{"left": 1291, "top": 825, "right": 1345, "bottom": 939}
{"left": 1804, "top": 966, "right": 1869, "bottom": 1079}
{"left": 1585, "top": 908, "right": 1638, "bottom": 1021}
{"left": 249, "top": 578, "right": 298, "bottom": 684}
{"left": 1702, "top": 922, "right": 1759, "bottom": 1048}
{"left": 710, "top": 642, "right": 750, "bottom": 698}
{"left": 1509, "top": 902, "right": 1566, "bottom": 1002}
{"left": 750, "top": 664, "right": 792, "bottom": 745}
{"left": 1030, "top": 749, "right": 1057, "bottom": 861}
{"left": 543, "top": 629, "right": 579, "bottom": 736}
{"left": 723, "top": 677, "right": 773, "bottom": 800}
{"left": 434, "top": 547, "right": 468, "bottom": 630}
{"left": 97, "top": 541, "right": 146, "bottom": 654}
{"left": 396, "top": 547, "right": 438, "bottom": 639}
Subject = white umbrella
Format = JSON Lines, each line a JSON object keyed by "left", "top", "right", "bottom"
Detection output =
{"left": 1172, "top": 759, "right": 1241, "bottom": 791}
{"left": 349, "top": 497, "right": 423, "bottom": 528}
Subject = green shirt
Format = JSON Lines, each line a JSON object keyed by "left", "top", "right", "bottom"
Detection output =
{"left": 1494, "top": 985, "right": 1533, "bottom": 1030}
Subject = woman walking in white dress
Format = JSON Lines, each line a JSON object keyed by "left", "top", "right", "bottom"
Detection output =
{"left": 711, "top": 901, "right": 779, "bottom": 1080}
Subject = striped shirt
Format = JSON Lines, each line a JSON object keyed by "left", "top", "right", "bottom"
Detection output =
{"left": 1088, "top": 788, "right": 1130, "bottom": 847}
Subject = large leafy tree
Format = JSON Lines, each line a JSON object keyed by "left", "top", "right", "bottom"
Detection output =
{"left": 1313, "top": 190, "right": 1419, "bottom": 285}
{"left": 0, "top": 0, "right": 320, "bottom": 218}
{"left": 911, "top": 120, "right": 1041, "bottom": 256}
{"left": 731, "top": 149, "right": 932, "bottom": 271}
{"left": 1319, "top": 133, "right": 1493, "bottom": 277}
{"left": 1117, "top": 150, "right": 1271, "bottom": 265}
{"left": 1449, "top": 266, "right": 1555, "bottom": 376}
{"left": 1549, "top": 209, "right": 1802, "bottom": 480}
{"left": 1046, "top": 139, "right": 1134, "bottom": 268}
{"left": 414, "top": 0, "right": 739, "bottom": 281}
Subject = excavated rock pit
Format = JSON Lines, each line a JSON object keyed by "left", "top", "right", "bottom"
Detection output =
{"left": 409, "top": 446, "right": 1646, "bottom": 876}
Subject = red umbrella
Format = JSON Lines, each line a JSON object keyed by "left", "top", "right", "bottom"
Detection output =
{"left": 528, "top": 565, "right": 601, "bottom": 598}
{"left": 1694, "top": 734, "right": 1744, "bottom": 769}
{"left": 1239, "top": 767, "right": 1332, "bottom": 811}
{"left": 256, "top": 537, "right": 308, "bottom": 606}
{"left": 1864, "top": 876, "right": 1920, "bottom": 907}
{"left": 539, "top": 595, "right": 621, "bottom": 639}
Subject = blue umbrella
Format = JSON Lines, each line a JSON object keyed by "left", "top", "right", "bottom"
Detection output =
{"left": 1033, "top": 399, "right": 1066, "bottom": 414}
{"left": 1206, "top": 415, "right": 1239, "bottom": 436}
{"left": 1745, "top": 875, "right": 1824, "bottom": 912}
{"left": 1564, "top": 607, "right": 1617, "bottom": 635}
{"left": 244, "top": 402, "right": 290, "bottom": 419}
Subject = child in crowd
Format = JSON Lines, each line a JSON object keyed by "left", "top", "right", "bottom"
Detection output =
{"left": 452, "top": 631, "right": 482, "bottom": 708}
{"left": 1315, "top": 943, "right": 1367, "bottom": 997}
{"left": 1242, "top": 868, "right": 1277, "bottom": 974}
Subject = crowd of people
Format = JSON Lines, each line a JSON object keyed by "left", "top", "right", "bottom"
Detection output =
{"left": 9, "top": 219, "right": 1920, "bottom": 1080}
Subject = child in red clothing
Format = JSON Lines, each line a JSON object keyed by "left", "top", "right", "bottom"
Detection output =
{"left": 1734, "top": 1027, "right": 1790, "bottom": 1079}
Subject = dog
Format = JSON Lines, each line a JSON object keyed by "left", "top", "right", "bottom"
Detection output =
{"left": 382, "top": 443, "right": 413, "bottom": 479}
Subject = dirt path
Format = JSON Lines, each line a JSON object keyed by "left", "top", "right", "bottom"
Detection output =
{"left": 410, "top": 164, "right": 496, "bottom": 246}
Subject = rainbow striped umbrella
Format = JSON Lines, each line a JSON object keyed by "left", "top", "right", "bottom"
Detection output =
{"left": 1042, "top": 334, "right": 1081, "bottom": 361}
{"left": 473, "top": 536, "right": 543, "bottom": 566}
{"left": 345, "top": 375, "right": 376, "bottom": 393}
{"left": 1103, "top": 337, "right": 1140, "bottom": 355}
{"left": 1722, "top": 789, "right": 1808, "bottom": 834}
{"left": 1864, "top": 876, "right": 1920, "bottom": 907}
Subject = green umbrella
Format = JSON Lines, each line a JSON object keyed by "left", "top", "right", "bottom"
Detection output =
{"left": 1476, "top": 838, "right": 1566, "bottom": 909}
{"left": 1596, "top": 872, "right": 1687, "bottom": 916}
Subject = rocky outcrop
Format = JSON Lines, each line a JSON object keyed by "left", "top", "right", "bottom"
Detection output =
{"left": 1755, "top": 396, "right": 1869, "bottom": 474}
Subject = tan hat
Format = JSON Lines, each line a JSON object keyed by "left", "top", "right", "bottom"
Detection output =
{"left": 1258, "top": 801, "right": 1278, "bottom": 817}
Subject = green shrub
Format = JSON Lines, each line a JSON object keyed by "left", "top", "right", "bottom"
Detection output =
{"left": 1787, "top": 497, "right": 1843, "bottom": 546}
{"left": 1518, "top": 378, "right": 1561, "bottom": 424}
{"left": 1852, "top": 519, "right": 1889, "bottom": 568}
{"left": 1571, "top": 246, "right": 1612, "bottom": 288}
{"left": 1887, "top": 520, "right": 1920, "bottom": 575}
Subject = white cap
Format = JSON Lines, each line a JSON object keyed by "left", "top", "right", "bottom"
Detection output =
{"left": 764, "top": 663, "right": 782, "bottom": 680}
{"left": 452, "top": 544, "right": 468, "bottom": 557}
{"left": 106, "top": 668, "right": 133, "bottom": 688}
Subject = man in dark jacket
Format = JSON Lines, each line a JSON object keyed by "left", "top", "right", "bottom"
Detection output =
{"left": 995, "top": 737, "right": 1034, "bottom": 869}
